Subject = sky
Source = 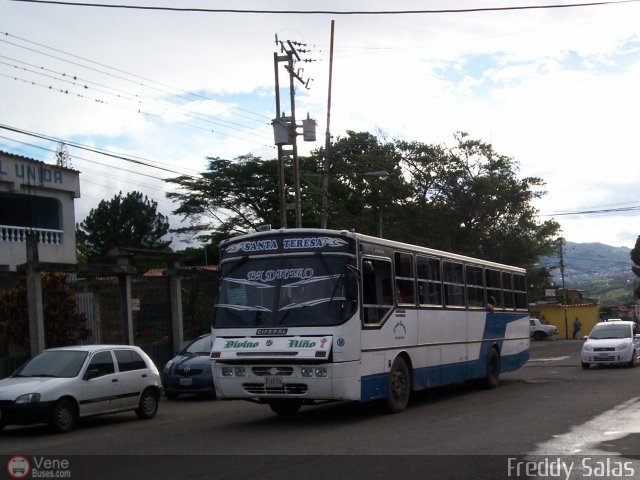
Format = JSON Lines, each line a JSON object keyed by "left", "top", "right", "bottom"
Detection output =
{"left": 1, "top": 0, "right": 640, "bottom": 250}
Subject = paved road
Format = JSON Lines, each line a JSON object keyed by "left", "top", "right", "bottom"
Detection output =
{"left": 2, "top": 339, "right": 640, "bottom": 479}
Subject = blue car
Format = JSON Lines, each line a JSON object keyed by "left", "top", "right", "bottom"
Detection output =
{"left": 162, "top": 334, "right": 215, "bottom": 400}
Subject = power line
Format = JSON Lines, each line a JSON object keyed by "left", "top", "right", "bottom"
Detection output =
{"left": 0, "top": 31, "right": 271, "bottom": 124}
{"left": 8, "top": 0, "right": 640, "bottom": 14}
{"left": 0, "top": 66, "right": 274, "bottom": 144}
{"left": 0, "top": 36, "right": 275, "bottom": 145}
{"left": 0, "top": 123, "right": 198, "bottom": 177}
{"left": 542, "top": 205, "right": 640, "bottom": 216}
{"left": 0, "top": 134, "right": 171, "bottom": 183}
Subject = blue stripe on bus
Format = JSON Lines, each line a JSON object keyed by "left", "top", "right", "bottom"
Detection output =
{"left": 360, "top": 312, "right": 529, "bottom": 402}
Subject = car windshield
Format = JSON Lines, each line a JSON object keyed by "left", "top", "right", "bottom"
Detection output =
{"left": 589, "top": 325, "right": 631, "bottom": 340}
{"left": 183, "top": 335, "right": 212, "bottom": 355}
{"left": 214, "top": 255, "right": 357, "bottom": 328}
{"left": 14, "top": 350, "right": 88, "bottom": 378}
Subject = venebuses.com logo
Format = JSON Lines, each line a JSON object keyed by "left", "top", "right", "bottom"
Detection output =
{"left": 6, "top": 456, "right": 72, "bottom": 479}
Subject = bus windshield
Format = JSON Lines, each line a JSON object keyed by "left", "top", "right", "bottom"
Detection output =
{"left": 214, "top": 255, "right": 357, "bottom": 328}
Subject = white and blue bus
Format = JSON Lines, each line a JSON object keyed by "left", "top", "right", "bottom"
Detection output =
{"left": 210, "top": 228, "right": 530, "bottom": 415}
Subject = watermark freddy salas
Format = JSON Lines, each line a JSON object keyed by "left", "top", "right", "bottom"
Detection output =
{"left": 507, "top": 457, "right": 635, "bottom": 479}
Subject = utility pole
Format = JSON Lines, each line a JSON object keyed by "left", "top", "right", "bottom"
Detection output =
{"left": 272, "top": 36, "right": 317, "bottom": 229}
{"left": 559, "top": 238, "right": 569, "bottom": 339}
{"left": 320, "top": 20, "right": 335, "bottom": 230}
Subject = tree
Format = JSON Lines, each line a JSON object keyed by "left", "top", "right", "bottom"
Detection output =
{"left": 166, "top": 131, "right": 560, "bottom": 270}
{"left": 313, "top": 131, "right": 413, "bottom": 239}
{"left": 55, "top": 141, "right": 72, "bottom": 169}
{"left": 76, "top": 191, "right": 171, "bottom": 264}
{"left": 396, "top": 132, "right": 560, "bottom": 266}
{"left": 166, "top": 154, "right": 326, "bottom": 243}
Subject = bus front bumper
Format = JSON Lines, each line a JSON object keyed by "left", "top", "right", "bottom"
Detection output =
{"left": 212, "top": 361, "right": 361, "bottom": 402}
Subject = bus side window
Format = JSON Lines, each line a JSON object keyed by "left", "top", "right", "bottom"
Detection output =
{"left": 443, "top": 261, "right": 465, "bottom": 307}
{"left": 394, "top": 252, "right": 415, "bottom": 305}
{"left": 502, "top": 272, "right": 514, "bottom": 309}
{"left": 362, "top": 258, "right": 393, "bottom": 325}
{"left": 466, "top": 265, "right": 485, "bottom": 308}
{"left": 513, "top": 274, "right": 528, "bottom": 309}
{"left": 417, "top": 256, "right": 442, "bottom": 306}
{"left": 485, "top": 269, "right": 503, "bottom": 309}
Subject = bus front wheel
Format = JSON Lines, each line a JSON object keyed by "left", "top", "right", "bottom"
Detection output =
{"left": 386, "top": 356, "right": 410, "bottom": 413}
{"left": 268, "top": 399, "right": 302, "bottom": 416}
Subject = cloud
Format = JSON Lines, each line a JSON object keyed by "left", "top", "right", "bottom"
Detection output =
{"left": 3, "top": 0, "right": 640, "bottom": 248}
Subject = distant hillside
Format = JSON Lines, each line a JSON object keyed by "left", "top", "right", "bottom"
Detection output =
{"left": 539, "top": 242, "right": 635, "bottom": 306}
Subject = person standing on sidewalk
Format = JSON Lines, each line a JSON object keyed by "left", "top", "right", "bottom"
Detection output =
{"left": 573, "top": 317, "right": 582, "bottom": 339}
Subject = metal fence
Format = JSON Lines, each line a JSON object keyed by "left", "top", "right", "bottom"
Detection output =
{"left": 0, "top": 269, "right": 218, "bottom": 377}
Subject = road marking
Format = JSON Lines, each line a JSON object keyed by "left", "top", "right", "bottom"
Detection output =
{"left": 531, "top": 396, "right": 640, "bottom": 455}
{"left": 522, "top": 397, "right": 640, "bottom": 479}
{"left": 527, "top": 356, "right": 570, "bottom": 363}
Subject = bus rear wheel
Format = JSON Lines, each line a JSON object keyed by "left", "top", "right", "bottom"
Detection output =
{"left": 386, "top": 356, "right": 410, "bottom": 413}
{"left": 268, "top": 399, "right": 302, "bottom": 416}
{"left": 482, "top": 348, "right": 501, "bottom": 389}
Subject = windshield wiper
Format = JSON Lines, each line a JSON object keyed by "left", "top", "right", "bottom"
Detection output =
{"left": 279, "top": 298, "right": 336, "bottom": 311}
{"left": 215, "top": 303, "right": 271, "bottom": 312}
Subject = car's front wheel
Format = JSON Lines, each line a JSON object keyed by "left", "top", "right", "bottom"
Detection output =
{"left": 135, "top": 389, "right": 159, "bottom": 419}
{"left": 533, "top": 331, "right": 546, "bottom": 341}
{"left": 50, "top": 398, "right": 78, "bottom": 434}
{"left": 628, "top": 350, "right": 638, "bottom": 368}
{"left": 581, "top": 362, "right": 590, "bottom": 369}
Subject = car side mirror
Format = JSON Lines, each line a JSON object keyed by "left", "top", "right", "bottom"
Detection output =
{"left": 582, "top": 335, "right": 588, "bottom": 340}
{"left": 84, "top": 368, "right": 101, "bottom": 380}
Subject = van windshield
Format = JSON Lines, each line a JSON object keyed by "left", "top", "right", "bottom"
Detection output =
{"left": 214, "top": 255, "right": 357, "bottom": 328}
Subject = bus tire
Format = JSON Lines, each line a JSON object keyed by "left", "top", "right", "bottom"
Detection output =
{"left": 268, "top": 399, "right": 302, "bottom": 416}
{"left": 482, "top": 348, "right": 501, "bottom": 390}
{"left": 386, "top": 356, "right": 410, "bottom": 413}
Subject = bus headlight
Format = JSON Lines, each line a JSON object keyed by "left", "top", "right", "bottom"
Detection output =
{"left": 301, "top": 367, "right": 314, "bottom": 377}
{"left": 222, "top": 367, "right": 234, "bottom": 377}
{"left": 314, "top": 368, "right": 327, "bottom": 377}
{"left": 235, "top": 367, "right": 247, "bottom": 377}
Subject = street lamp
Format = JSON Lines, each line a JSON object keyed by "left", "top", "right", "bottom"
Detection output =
{"left": 357, "top": 171, "right": 389, "bottom": 238}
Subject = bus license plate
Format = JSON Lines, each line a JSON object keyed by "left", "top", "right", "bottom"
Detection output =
{"left": 265, "top": 376, "right": 283, "bottom": 388}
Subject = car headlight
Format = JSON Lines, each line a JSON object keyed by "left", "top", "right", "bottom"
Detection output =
{"left": 16, "top": 393, "right": 40, "bottom": 403}
{"left": 164, "top": 359, "right": 174, "bottom": 372}
{"left": 583, "top": 344, "right": 593, "bottom": 352}
{"left": 617, "top": 341, "right": 632, "bottom": 351}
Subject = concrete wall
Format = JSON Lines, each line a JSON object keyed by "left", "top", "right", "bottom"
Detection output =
{"left": 529, "top": 303, "right": 599, "bottom": 340}
{"left": 0, "top": 151, "right": 80, "bottom": 270}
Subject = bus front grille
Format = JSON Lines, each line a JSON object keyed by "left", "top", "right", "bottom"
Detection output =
{"left": 252, "top": 366, "right": 294, "bottom": 376}
{"left": 243, "top": 383, "right": 308, "bottom": 395}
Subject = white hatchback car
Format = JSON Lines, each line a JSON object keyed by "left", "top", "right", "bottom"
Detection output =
{"left": 581, "top": 321, "right": 640, "bottom": 369}
{"left": 0, "top": 345, "right": 162, "bottom": 433}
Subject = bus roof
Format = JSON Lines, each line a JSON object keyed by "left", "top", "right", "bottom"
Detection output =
{"left": 219, "top": 228, "right": 527, "bottom": 273}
